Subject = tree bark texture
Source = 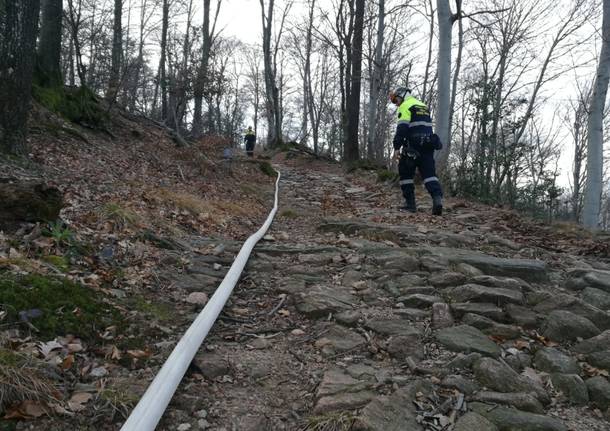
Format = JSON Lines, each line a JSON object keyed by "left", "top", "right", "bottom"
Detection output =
{"left": 583, "top": 0, "right": 610, "bottom": 228}
{"left": 435, "top": 0, "right": 452, "bottom": 171}
{"left": 0, "top": 0, "right": 41, "bottom": 155}
{"left": 38, "top": 0, "right": 63, "bottom": 86}
{"left": 343, "top": 0, "right": 364, "bottom": 162}
{"left": 107, "top": 0, "right": 123, "bottom": 102}
{"left": 366, "top": 0, "right": 384, "bottom": 162}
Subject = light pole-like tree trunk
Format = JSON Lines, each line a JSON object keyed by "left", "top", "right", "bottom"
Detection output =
{"left": 159, "top": 0, "right": 169, "bottom": 120}
{"left": 0, "top": 0, "right": 41, "bottom": 155}
{"left": 366, "top": 0, "right": 384, "bottom": 162}
{"left": 583, "top": 0, "right": 610, "bottom": 228}
{"left": 435, "top": 0, "right": 452, "bottom": 171}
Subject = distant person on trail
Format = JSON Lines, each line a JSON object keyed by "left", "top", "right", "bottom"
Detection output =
{"left": 389, "top": 87, "right": 444, "bottom": 216}
{"left": 244, "top": 126, "right": 256, "bottom": 157}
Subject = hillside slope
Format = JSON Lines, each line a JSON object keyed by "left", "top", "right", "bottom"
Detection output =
{"left": 1, "top": 117, "right": 610, "bottom": 430}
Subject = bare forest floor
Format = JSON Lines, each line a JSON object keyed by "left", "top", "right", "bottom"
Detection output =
{"left": 1, "top": 107, "right": 610, "bottom": 431}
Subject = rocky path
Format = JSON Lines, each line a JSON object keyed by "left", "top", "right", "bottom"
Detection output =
{"left": 154, "top": 158, "right": 610, "bottom": 431}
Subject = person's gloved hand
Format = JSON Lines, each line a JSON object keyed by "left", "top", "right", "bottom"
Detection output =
{"left": 393, "top": 149, "right": 401, "bottom": 161}
{"left": 430, "top": 134, "right": 443, "bottom": 150}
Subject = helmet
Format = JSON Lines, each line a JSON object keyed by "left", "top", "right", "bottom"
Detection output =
{"left": 389, "top": 87, "right": 411, "bottom": 104}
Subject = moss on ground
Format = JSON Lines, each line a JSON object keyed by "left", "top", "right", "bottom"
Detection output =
{"left": 0, "top": 271, "right": 120, "bottom": 339}
{"left": 32, "top": 85, "right": 108, "bottom": 128}
{"left": 377, "top": 168, "right": 398, "bottom": 182}
{"left": 279, "top": 209, "right": 298, "bottom": 219}
{"left": 259, "top": 161, "right": 278, "bottom": 177}
{"left": 132, "top": 296, "right": 173, "bottom": 322}
{"left": 101, "top": 202, "right": 140, "bottom": 226}
{"left": 41, "top": 255, "right": 69, "bottom": 272}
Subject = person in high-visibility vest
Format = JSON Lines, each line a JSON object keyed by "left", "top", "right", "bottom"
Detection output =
{"left": 389, "top": 87, "right": 443, "bottom": 215}
{"left": 244, "top": 126, "right": 256, "bottom": 157}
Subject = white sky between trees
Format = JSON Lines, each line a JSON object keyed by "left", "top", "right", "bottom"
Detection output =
{"left": 129, "top": 0, "right": 606, "bottom": 189}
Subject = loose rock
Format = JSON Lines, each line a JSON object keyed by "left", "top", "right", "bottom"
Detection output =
{"left": 541, "top": 310, "right": 600, "bottom": 342}
{"left": 550, "top": 373, "right": 589, "bottom": 405}
{"left": 586, "top": 376, "right": 610, "bottom": 410}
{"left": 454, "top": 412, "right": 498, "bottom": 431}
{"left": 472, "top": 391, "right": 544, "bottom": 414}
{"left": 432, "top": 302, "right": 454, "bottom": 329}
{"left": 473, "top": 358, "right": 549, "bottom": 404}
{"left": 533, "top": 347, "right": 580, "bottom": 374}
{"left": 470, "top": 402, "right": 567, "bottom": 431}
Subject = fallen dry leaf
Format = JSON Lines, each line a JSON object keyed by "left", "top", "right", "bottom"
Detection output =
{"left": 61, "top": 354, "right": 75, "bottom": 370}
{"left": 38, "top": 340, "right": 63, "bottom": 358}
{"left": 127, "top": 349, "right": 151, "bottom": 359}
{"left": 4, "top": 400, "right": 48, "bottom": 419}
{"left": 67, "top": 392, "right": 93, "bottom": 412}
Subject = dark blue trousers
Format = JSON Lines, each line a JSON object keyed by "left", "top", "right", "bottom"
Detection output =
{"left": 398, "top": 151, "right": 443, "bottom": 200}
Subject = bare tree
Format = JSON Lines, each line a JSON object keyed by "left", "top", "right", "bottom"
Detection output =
{"left": 366, "top": 0, "right": 384, "bottom": 161}
{"left": 259, "top": 0, "right": 291, "bottom": 147}
{"left": 583, "top": 0, "right": 610, "bottom": 228}
{"left": 107, "top": 0, "right": 123, "bottom": 102}
{"left": 192, "top": 0, "right": 222, "bottom": 137}
{"left": 343, "top": 0, "right": 365, "bottom": 162}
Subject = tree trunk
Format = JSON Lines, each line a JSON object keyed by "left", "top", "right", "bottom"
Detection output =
{"left": 0, "top": 0, "right": 41, "bottom": 155}
{"left": 106, "top": 0, "right": 123, "bottom": 102}
{"left": 38, "top": 0, "right": 63, "bottom": 86}
{"left": 366, "top": 0, "right": 384, "bottom": 162}
{"left": 435, "top": 0, "right": 452, "bottom": 171}
{"left": 343, "top": 0, "right": 364, "bottom": 162}
{"left": 159, "top": 0, "right": 169, "bottom": 121}
{"left": 583, "top": 0, "right": 610, "bottom": 228}
{"left": 299, "top": 0, "right": 315, "bottom": 146}
{"left": 260, "top": 0, "right": 281, "bottom": 147}
{"left": 192, "top": 0, "right": 212, "bottom": 137}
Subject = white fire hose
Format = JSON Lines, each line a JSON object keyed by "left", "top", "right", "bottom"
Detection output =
{"left": 121, "top": 169, "right": 281, "bottom": 431}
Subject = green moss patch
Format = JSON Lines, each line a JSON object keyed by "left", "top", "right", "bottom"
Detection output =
{"left": 259, "top": 161, "right": 278, "bottom": 177}
{"left": 132, "top": 297, "right": 173, "bottom": 322}
{"left": 32, "top": 85, "right": 108, "bottom": 128}
{"left": 0, "top": 272, "right": 120, "bottom": 339}
{"left": 41, "top": 255, "right": 69, "bottom": 272}
{"left": 279, "top": 209, "right": 298, "bottom": 219}
{"left": 377, "top": 169, "right": 398, "bottom": 182}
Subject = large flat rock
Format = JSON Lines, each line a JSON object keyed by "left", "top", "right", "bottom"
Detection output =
{"left": 470, "top": 402, "right": 567, "bottom": 431}
{"left": 353, "top": 381, "right": 432, "bottom": 431}
{"left": 364, "top": 319, "right": 421, "bottom": 337}
{"left": 450, "top": 302, "right": 507, "bottom": 322}
{"left": 424, "top": 247, "right": 548, "bottom": 283}
{"left": 315, "top": 325, "right": 366, "bottom": 356}
{"left": 294, "top": 285, "right": 358, "bottom": 317}
{"left": 435, "top": 325, "right": 501, "bottom": 357}
{"left": 314, "top": 369, "right": 375, "bottom": 414}
{"left": 445, "top": 284, "right": 524, "bottom": 305}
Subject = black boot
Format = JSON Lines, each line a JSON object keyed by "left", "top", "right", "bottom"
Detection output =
{"left": 432, "top": 195, "right": 443, "bottom": 216}
{"left": 400, "top": 191, "right": 417, "bottom": 213}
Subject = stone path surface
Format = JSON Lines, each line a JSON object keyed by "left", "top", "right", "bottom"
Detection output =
{"left": 150, "top": 156, "right": 610, "bottom": 430}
